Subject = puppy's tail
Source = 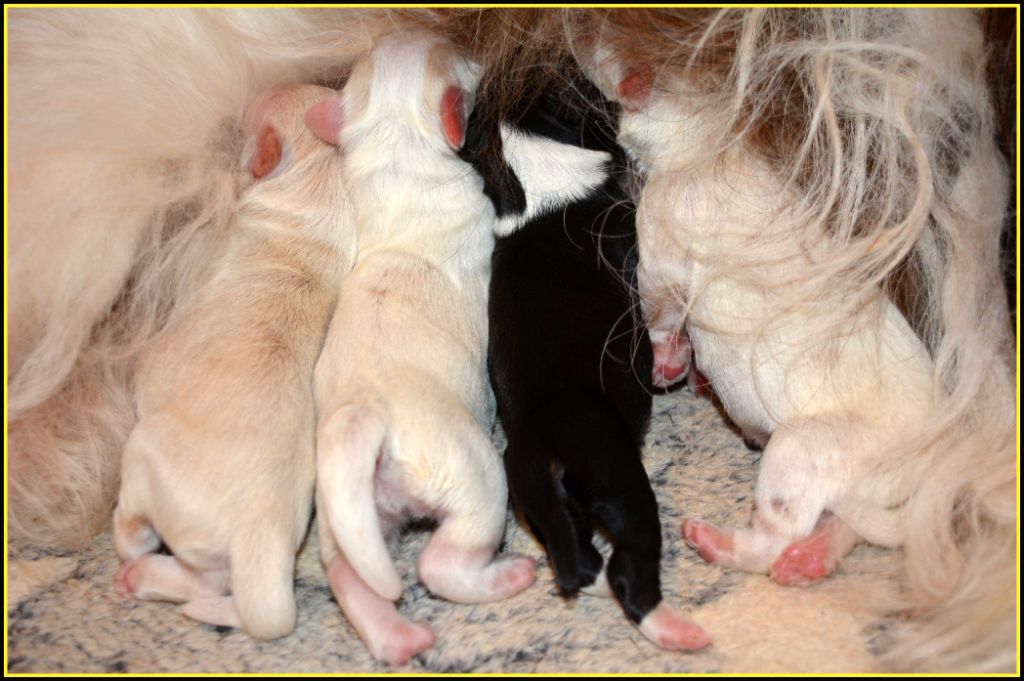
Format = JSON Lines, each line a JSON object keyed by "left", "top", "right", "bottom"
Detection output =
{"left": 504, "top": 430, "right": 588, "bottom": 597}
{"left": 316, "top": 404, "right": 403, "bottom": 602}
{"left": 229, "top": 525, "right": 298, "bottom": 640}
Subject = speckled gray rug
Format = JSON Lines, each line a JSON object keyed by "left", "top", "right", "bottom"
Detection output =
{"left": 7, "top": 387, "right": 902, "bottom": 673}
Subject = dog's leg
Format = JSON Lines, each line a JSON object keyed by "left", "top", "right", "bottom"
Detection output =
{"left": 769, "top": 512, "right": 860, "bottom": 586}
{"left": 563, "top": 493, "right": 607, "bottom": 596}
{"left": 324, "top": 547, "right": 434, "bottom": 666}
{"left": 112, "top": 507, "right": 161, "bottom": 562}
{"left": 417, "top": 427, "right": 536, "bottom": 604}
{"left": 115, "top": 554, "right": 228, "bottom": 602}
{"left": 180, "top": 597, "right": 243, "bottom": 630}
{"left": 503, "top": 433, "right": 600, "bottom": 598}
{"left": 417, "top": 532, "right": 536, "bottom": 604}
{"left": 683, "top": 416, "right": 850, "bottom": 574}
{"left": 563, "top": 418, "right": 710, "bottom": 651}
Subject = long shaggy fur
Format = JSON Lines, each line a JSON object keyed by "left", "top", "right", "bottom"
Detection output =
{"left": 7, "top": 7, "right": 1014, "bottom": 672}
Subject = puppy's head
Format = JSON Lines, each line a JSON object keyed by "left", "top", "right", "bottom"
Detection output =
{"left": 307, "top": 31, "right": 482, "bottom": 157}
{"left": 239, "top": 84, "right": 341, "bottom": 186}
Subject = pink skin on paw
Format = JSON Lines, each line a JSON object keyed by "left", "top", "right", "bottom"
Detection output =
{"left": 770, "top": 538, "right": 831, "bottom": 586}
{"left": 682, "top": 519, "right": 734, "bottom": 565}
{"left": 489, "top": 555, "right": 537, "bottom": 597}
{"left": 114, "top": 560, "right": 138, "bottom": 598}
{"left": 638, "top": 601, "right": 712, "bottom": 651}
{"left": 770, "top": 514, "right": 851, "bottom": 587}
{"left": 326, "top": 553, "right": 436, "bottom": 666}
{"left": 373, "top": 618, "right": 436, "bottom": 667}
{"left": 652, "top": 333, "right": 691, "bottom": 388}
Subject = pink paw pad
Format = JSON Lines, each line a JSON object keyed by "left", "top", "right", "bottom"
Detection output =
{"left": 770, "top": 533, "right": 835, "bottom": 587}
{"left": 373, "top": 619, "right": 435, "bottom": 666}
{"left": 682, "top": 519, "right": 733, "bottom": 565}
{"left": 652, "top": 333, "right": 692, "bottom": 388}
{"left": 639, "top": 602, "right": 713, "bottom": 652}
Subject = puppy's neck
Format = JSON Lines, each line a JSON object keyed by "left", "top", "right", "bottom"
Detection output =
{"left": 346, "top": 142, "right": 494, "bottom": 262}
{"left": 494, "top": 123, "right": 612, "bottom": 236}
{"left": 236, "top": 149, "right": 353, "bottom": 253}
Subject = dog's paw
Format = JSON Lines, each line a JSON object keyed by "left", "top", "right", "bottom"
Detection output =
{"left": 638, "top": 601, "right": 712, "bottom": 651}
{"left": 769, "top": 515, "right": 851, "bottom": 586}
{"left": 488, "top": 554, "right": 537, "bottom": 599}
{"left": 580, "top": 566, "right": 612, "bottom": 598}
{"left": 369, "top": 618, "right": 435, "bottom": 667}
{"left": 681, "top": 518, "right": 733, "bottom": 565}
{"left": 770, "top": 537, "right": 833, "bottom": 586}
{"left": 114, "top": 560, "right": 138, "bottom": 598}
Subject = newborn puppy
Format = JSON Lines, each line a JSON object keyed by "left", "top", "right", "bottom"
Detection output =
{"left": 457, "top": 78, "right": 710, "bottom": 652}
{"left": 306, "top": 32, "right": 536, "bottom": 666}
{"left": 587, "top": 57, "right": 933, "bottom": 585}
{"left": 113, "top": 84, "right": 354, "bottom": 639}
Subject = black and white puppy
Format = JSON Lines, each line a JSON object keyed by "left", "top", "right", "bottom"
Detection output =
{"left": 459, "top": 78, "right": 710, "bottom": 652}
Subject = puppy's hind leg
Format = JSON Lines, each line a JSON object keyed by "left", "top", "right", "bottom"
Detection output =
{"left": 566, "top": 416, "right": 710, "bottom": 651}
{"left": 321, "top": 531, "right": 435, "bottom": 667}
{"left": 417, "top": 427, "right": 536, "bottom": 604}
{"left": 503, "top": 429, "right": 602, "bottom": 598}
{"left": 112, "top": 498, "right": 162, "bottom": 597}
{"left": 115, "top": 553, "right": 228, "bottom": 603}
{"left": 683, "top": 416, "right": 852, "bottom": 576}
{"left": 112, "top": 505, "right": 161, "bottom": 563}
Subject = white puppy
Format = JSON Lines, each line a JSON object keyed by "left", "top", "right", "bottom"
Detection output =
{"left": 586, "top": 53, "right": 936, "bottom": 583}
{"left": 306, "top": 32, "right": 537, "bottom": 666}
{"left": 113, "top": 84, "right": 355, "bottom": 639}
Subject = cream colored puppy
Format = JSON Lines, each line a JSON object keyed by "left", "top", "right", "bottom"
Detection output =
{"left": 113, "top": 84, "right": 355, "bottom": 640}
{"left": 307, "top": 32, "right": 536, "bottom": 666}
{"left": 586, "top": 51, "right": 933, "bottom": 585}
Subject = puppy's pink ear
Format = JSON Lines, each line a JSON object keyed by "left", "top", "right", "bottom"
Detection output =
{"left": 441, "top": 86, "right": 468, "bottom": 150}
{"left": 617, "top": 65, "right": 653, "bottom": 111}
{"left": 250, "top": 125, "right": 282, "bottom": 180}
{"left": 305, "top": 96, "right": 345, "bottom": 145}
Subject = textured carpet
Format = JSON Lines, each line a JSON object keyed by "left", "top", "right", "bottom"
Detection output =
{"left": 6, "top": 386, "right": 903, "bottom": 673}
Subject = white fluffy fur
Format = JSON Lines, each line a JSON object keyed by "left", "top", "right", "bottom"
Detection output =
{"left": 8, "top": 7, "right": 1014, "bottom": 672}
{"left": 494, "top": 125, "right": 612, "bottom": 236}
{"left": 112, "top": 84, "right": 355, "bottom": 640}
{"left": 311, "top": 32, "right": 535, "bottom": 665}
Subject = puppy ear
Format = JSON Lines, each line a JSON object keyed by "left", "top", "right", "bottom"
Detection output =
{"left": 617, "top": 65, "right": 653, "bottom": 111}
{"left": 441, "top": 86, "right": 469, "bottom": 150}
{"left": 305, "top": 96, "right": 345, "bottom": 145}
{"left": 250, "top": 125, "right": 282, "bottom": 180}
